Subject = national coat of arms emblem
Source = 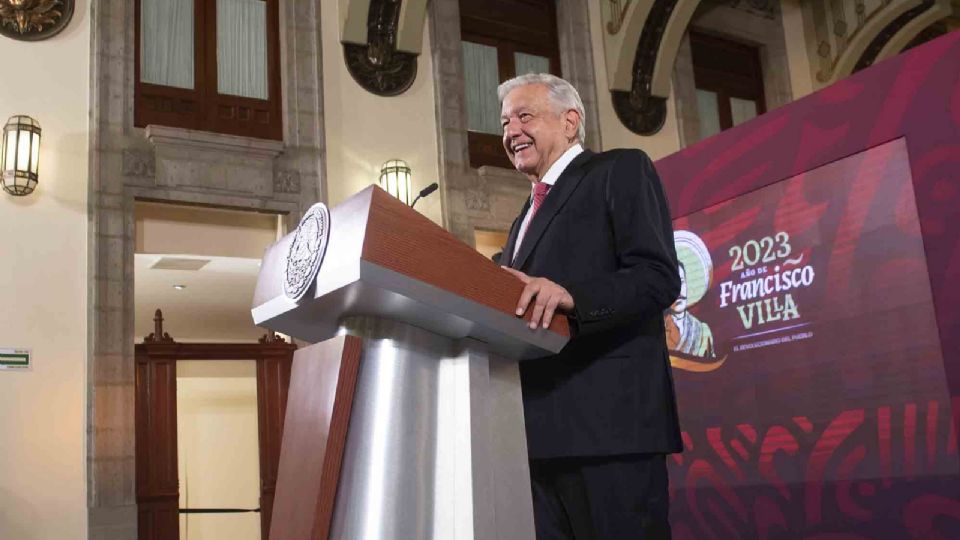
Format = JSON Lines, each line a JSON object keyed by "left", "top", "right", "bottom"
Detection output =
{"left": 283, "top": 202, "right": 331, "bottom": 301}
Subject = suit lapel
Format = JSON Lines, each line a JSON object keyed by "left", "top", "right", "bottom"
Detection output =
{"left": 511, "top": 150, "right": 594, "bottom": 270}
{"left": 501, "top": 198, "right": 529, "bottom": 265}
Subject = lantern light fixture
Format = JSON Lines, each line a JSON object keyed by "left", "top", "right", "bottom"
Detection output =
{"left": 2, "top": 115, "right": 41, "bottom": 196}
{"left": 379, "top": 159, "right": 412, "bottom": 206}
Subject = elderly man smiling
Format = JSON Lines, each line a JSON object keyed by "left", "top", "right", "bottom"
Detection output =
{"left": 497, "top": 73, "right": 682, "bottom": 540}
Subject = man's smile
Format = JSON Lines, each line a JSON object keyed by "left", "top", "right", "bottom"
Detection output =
{"left": 511, "top": 141, "right": 533, "bottom": 155}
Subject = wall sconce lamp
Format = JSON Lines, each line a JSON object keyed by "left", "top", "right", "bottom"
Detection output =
{"left": 379, "top": 159, "right": 412, "bottom": 206}
{"left": 2, "top": 115, "right": 41, "bottom": 196}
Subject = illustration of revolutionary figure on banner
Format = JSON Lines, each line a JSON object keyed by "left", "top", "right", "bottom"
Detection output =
{"left": 665, "top": 230, "right": 725, "bottom": 372}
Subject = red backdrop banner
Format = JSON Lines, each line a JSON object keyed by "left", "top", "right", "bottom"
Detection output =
{"left": 655, "top": 32, "right": 960, "bottom": 539}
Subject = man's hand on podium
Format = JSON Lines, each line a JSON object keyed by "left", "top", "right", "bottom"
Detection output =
{"left": 502, "top": 267, "right": 575, "bottom": 330}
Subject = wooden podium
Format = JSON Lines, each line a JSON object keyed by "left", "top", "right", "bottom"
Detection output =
{"left": 252, "top": 186, "right": 570, "bottom": 540}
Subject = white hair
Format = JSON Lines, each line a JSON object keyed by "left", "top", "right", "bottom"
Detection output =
{"left": 497, "top": 73, "right": 586, "bottom": 145}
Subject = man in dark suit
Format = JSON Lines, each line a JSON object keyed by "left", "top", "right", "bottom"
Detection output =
{"left": 497, "top": 73, "right": 682, "bottom": 539}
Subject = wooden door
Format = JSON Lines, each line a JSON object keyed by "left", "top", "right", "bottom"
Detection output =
{"left": 135, "top": 310, "right": 296, "bottom": 539}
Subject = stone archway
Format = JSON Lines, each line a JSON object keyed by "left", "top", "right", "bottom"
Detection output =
{"left": 808, "top": 0, "right": 952, "bottom": 85}
{"left": 602, "top": 0, "right": 702, "bottom": 135}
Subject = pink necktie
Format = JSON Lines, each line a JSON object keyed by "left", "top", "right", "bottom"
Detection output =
{"left": 531, "top": 182, "right": 551, "bottom": 219}
{"left": 512, "top": 182, "right": 552, "bottom": 263}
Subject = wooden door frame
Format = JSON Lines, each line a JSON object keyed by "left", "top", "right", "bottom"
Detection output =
{"left": 135, "top": 310, "right": 297, "bottom": 540}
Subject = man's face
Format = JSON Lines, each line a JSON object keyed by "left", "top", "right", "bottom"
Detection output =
{"left": 670, "top": 265, "right": 688, "bottom": 314}
{"left": 501, "top": 84, "right": 578, "bottom": 180}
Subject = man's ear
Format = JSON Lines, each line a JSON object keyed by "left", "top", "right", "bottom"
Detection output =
{"left": 563, "top": 109, "right": 580, "bottom": 141}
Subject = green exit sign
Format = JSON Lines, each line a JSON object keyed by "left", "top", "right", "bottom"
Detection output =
{"left": 0, "top": 348, "right": 31, "bottom": 371}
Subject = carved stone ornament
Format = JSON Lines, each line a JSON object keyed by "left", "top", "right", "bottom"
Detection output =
{"left": 344, "top": 0, "right": 417, "bottom": 96}
{"left": 612, "top": 91, "right": 667, "bottom": 136}
{"left": 283, "top": 202, "right": 331, "bottom": 302}
{"left": 274, "top": 169, "right": 301, "bottom": 194}
{"left": 611, "top": 0, "right": 677, "bottom": 136}
{"left": 464, "top": 188, "right": 491, "bottom": 212}
{"left": 0, "top": 0, "right": 74, "bottom": 41}
{"left": 122, "top": 149, "right": 156, "bottom": 178}
{"left": 606, "top": 0, "right": 633, "bottom": 35}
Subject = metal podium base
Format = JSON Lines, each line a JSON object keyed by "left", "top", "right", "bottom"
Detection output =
{"left": 327, "top": 316, "right": 535, "bottom": 540}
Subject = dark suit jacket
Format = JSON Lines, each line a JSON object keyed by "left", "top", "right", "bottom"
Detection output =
{"left": 501, "top": 148, "right": 682, "bottom": 459}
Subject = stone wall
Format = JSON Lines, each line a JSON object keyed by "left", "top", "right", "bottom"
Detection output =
{"left": 428, "top": 0, "right": 602, "bottom": 247}
{"left": 673, "top": 0, "right": 794, "bottom": 148}
{"left": 87, "top": 1, "right": 325, "bottom": 537}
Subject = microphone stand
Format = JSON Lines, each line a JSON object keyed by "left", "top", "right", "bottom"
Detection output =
{"left": 411, "top": 182, "right": 439, "bottom": 208}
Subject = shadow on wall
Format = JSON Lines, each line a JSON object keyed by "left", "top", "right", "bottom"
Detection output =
{"left": 42, "top": 131, "right": 89, "bottom": 213}
{"left": 0, "top": 485, "right": 41, "bottom": 540}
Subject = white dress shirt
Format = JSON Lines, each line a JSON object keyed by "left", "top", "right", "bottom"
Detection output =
{"left": 512, "top": 143, "right": 584, "bottom": 262}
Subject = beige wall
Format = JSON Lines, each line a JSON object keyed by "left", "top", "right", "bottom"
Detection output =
{"left": 0, "top": 4, "right": 90, "bottom": 539}
{"left": 177, "top": 361, "right": 261, "bottom": 540}
{"left": 321, "top": 2, "right": 443, "bottom": 225}
{"left": 587, "top": 0, "right": 682, "bottom": 160}
{"left": 134, "top": 254, "right": 267, "bottom": 343}
{"left": 133, "top": 202, "right": 279, "bottom": 343}
{"left": 135, "top": 202, "right": 282, "bottom": 260}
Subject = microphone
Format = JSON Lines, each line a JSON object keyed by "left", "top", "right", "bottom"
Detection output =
{"left": 411, "top": 182, "right": 439, "bottom": 208}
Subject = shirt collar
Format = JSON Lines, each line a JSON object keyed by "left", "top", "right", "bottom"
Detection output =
{"left": 535, "top": 143, "right": 584, "bottom": 190}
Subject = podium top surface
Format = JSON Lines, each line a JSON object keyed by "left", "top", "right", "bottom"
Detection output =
{"left": 252, "top": 186, "right": 570, "bottom": 359}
